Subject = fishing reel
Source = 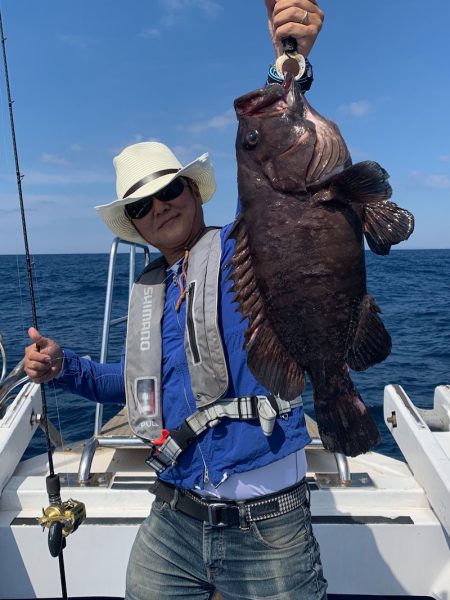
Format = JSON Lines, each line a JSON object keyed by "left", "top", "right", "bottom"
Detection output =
{"left": 37, "top": 475, "right": 86, "bottom": 557}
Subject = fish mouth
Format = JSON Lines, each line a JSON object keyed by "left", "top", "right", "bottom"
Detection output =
{"left": 234, "top": 76, "right": 301, "bottom": 118}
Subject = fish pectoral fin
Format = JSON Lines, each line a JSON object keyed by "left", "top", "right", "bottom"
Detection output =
{"left": 310, "top": 189, "right": 349, "bottom": 206}
{"left": 330, "top": 160, "right": 392, "bottom": 204}
{"left": 247, "top": 322, "right": 306, "bottom": 401}
{"left": 329, "top": 160, "right": 414, "bottom": 254}
{"left": 347, "top": 294, "right": 392, "bottom": 371}
{"left": 363, "top": 201, "right": 415, "bottom": 255}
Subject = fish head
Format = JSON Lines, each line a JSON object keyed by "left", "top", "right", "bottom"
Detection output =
{"left": 234, "top": 77, "right": 316, "bottom": 195}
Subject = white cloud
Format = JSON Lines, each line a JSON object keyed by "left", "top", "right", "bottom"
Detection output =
{"left": 41, "top": 153, "right": 70, "bottom": 166}
{"left": 0, "top": 206, "right": 27, "bottom": 214}
{"left": 70, "top": 144, "right": 84, "bottom": 153}
{"left": 338, "top": 100, "right": 372, "bottom": 117}
{"left": 184, "top": 109, "right": 235, "bottom": 134}
{"left": 160, "top": 0, "right": 222, "bottom": 17}
{"left": 108, "top": 136, "right": 160, "bottom": 156}
{"left": 24, "top": 170, "right": 114, "bottom": 185}
{"left": 439, "top": 155, "right": 450, "bottom": 163}
{"left": 136, "top": 28, "right": 161, "bottom": 39}
{"left": 172, "top": 143, "right": 208, "bottom": 163}
{"left": 424, "top": 174, "right": 450, "bottom": 189}
{"left": 0, "top": 192, "right": 67, "bottom": 214}
{"left": 143, "top": 0, "right": 223, "bottom": 32}
{"left": 410, "top": 170, "right": 450, "bottom": 189}
{"left": 57, "top": 34, "right": 91, "bottom": 49}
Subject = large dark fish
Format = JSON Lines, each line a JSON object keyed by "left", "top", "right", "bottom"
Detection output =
{"left": 229, "top": 77, "right": 414, "bottom": 456}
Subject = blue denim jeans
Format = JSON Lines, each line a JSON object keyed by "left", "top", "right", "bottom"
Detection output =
{"left": 126, "top": 492, "right": 328, "bottom": 599}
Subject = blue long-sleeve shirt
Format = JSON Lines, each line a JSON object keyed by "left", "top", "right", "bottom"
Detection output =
{"left": 57, "top": 223, "right": 311, "bottom": 489}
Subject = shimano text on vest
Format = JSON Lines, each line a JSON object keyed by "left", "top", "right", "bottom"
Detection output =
{"left": 141, "top": 286, "right": 153, "bottom": 351}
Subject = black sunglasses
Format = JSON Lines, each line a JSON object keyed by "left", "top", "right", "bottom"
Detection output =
{"left": 124, "top": 177, "right": 187, "bottom": 220}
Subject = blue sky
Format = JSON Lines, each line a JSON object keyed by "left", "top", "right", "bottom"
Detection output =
{"left": 0, "top": 0, "right": 449, "bottom": 253}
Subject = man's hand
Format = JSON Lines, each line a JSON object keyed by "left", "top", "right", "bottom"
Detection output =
{"left": 24, "top": 327, "right": 64, "bottom": 384}
{"left": 265, "top": 0, "right": 324, "bottom": 58}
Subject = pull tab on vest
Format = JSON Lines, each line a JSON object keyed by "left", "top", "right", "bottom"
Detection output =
{"left": 125, "top": 228, "right": 228, "bottom": 442}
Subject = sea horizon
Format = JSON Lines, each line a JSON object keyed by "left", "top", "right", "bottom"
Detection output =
{"left": 0, "top": 249, "right": 448, "bottom": 461}
{"left": 1, "top": 247, "right": 449, "bottom": 257}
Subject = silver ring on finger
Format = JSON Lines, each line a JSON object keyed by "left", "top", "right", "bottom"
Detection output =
{"left": 300, "top": 9, "right": 309, "bottom": 25}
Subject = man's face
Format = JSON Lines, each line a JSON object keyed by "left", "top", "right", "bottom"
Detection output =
{"left": 129, "top": 178, "right": 204, "bottom": 260}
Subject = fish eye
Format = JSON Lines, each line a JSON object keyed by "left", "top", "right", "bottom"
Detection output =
{"left": 245, "top": 130, "right": 259, "bottom": 148}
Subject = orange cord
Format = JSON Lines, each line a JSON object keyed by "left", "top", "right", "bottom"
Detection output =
{"left": 175, "top": 249, "right": 189, "bottom": 312}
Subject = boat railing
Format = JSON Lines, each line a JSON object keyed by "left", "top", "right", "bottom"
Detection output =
{"left": 94, "top": 237, "right": 151, "bottom": 435}
{"left": 0, "top": 333, "right": 7, "bottom": 384}
{"left": 0, "top": 334, "right": 30, "bottom": 416}
{"left": 0, "top": 359, "right": 28, "bottom": 412}
{"left": 0, "top": 344, "right": 63, "bottom": 447}
{"left": 77, "top": 238, "right": 151, "bottom": 483}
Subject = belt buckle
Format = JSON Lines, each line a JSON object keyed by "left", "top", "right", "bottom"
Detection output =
{"left": 207, "top": 502, "right": 229, "bottom": 527}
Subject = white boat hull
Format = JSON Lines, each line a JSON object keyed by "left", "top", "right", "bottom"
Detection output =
{"left": 1, "top": 383, "right": 449, "bottom": 598}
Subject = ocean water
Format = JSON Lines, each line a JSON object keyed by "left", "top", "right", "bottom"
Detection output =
{"left": 0, "top": 249, "right": 449, "bottom": 462}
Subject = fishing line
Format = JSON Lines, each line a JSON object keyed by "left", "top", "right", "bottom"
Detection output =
{"left": 0, "top": 65, "right": 10, "bottom": 170}
{"left": 0, "top": 9, "right": 68, "bottom": 599}
{"left": 0, "top": 9, "right": 55, "bottom": 475}
{"left": 31, "top": 258, "right": 68, "bottom": 482}
{"left": 0, "top": 1, "right": 10, "bottom": 173}
{"left": 50, "top": 381, "right": 69, "bottom": 487}
{"left": 15, "top": 255, "right": 27, "bottom": 349}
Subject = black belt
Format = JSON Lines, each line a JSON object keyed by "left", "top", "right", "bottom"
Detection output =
{"left": 149, "top": 478, "right": 309, "bottom": 528}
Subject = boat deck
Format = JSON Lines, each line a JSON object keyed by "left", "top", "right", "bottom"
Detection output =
{"left": 1, "top": 384, "right": 449, "bottom": 598}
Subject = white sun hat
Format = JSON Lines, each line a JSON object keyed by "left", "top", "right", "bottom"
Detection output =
{"left": 95, "top": 141, "right": 216, "bottom": 245}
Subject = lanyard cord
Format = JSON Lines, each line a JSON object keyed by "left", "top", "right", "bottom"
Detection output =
{"left": 0, "top": 10, "right": 67, "bottom": 599}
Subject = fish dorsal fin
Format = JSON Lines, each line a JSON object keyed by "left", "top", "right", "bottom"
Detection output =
{"left": 227, "top": 216, "right": 305, "bottom": 400}
{"left": 347, "top": 294, "right": 392, "bottom": 371}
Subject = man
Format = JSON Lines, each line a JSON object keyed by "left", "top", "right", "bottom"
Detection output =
{"left": 24, "top": 1, "right": 326, "bottom": 598}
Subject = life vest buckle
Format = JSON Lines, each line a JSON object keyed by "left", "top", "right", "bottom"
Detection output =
{"left": 151, "top": 428, "right": 171, "bottom": 449}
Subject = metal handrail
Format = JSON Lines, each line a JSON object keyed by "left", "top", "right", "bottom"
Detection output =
{"left": 307, "top": 438, "right": 351, "bottom": 484}
{"left": 77, "top": 238, "right": 150, "bottom": 483}
{"left": 0, "top": 359, "right": 29, "bottom": 411}
{"left": 93, "top": 238, "right": 150, "bottom": 435}
{"left": 77, "top": 436, "right": 149, "bottom": 483}
{"left": 0, "top": 334, "right": 7, "bottom": 384}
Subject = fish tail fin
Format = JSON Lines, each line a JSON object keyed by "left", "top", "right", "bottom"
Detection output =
{"left": 311, "top": 367, "right": 381, "bottom": 456}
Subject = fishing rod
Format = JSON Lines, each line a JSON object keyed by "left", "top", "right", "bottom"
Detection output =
{"left": 0, "top": 10, "right": 85, "bottom": 599}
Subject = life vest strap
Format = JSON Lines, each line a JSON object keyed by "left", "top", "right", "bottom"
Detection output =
{"left": 145, "top": 395, "right": 303, "bottom": 474}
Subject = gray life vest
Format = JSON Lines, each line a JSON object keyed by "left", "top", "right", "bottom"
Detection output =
{"left": 125, "top": 227, "right": 303, "bottom": 472}
{"left": 125, "top": 228, "right": 228, "bottom": 441}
